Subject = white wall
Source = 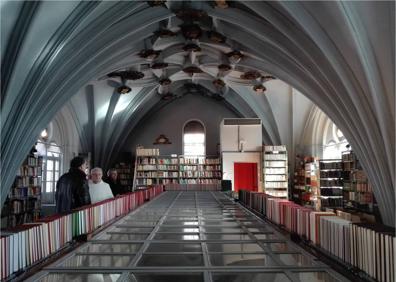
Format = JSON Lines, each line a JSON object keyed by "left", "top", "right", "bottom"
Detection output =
{"left": 220, "top": 121, "right": 262, "bottom": 152}
{"left": 124, "top": 94, "right": 240, "bottom": 157}
{"left": 222, "top": 152, "right": 262, "bottom": 191}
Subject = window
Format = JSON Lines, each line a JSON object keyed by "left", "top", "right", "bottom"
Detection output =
{"left": 36, "top": 141, "right": 62, "bottom": 205}
{"left": 183, "top": 120, "right": 205, "bottom": 156}
{"left": 322, "top": 124, "right": 348, "bottom": 159}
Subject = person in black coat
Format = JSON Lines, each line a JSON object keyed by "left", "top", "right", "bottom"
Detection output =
{"left": 55, "top": 156, "right": 91, "bottom": 214}
{"left": 105, "top": 168, "right": 127, "bottom": 196}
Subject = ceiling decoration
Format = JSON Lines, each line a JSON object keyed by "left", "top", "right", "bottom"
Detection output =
{"left": 180, "top": 24, "right": 202, "bottom": 39}
{"left": 175, "top": 9, "right": 208, "bottom": 21}
{"left": 151, "top": 62, "right": 169, "bottom": 69}
{"left": 155, "top": 29, "right": 177, "bottom": 38}
{"left": 147, "top": 0, "right": 167, "bottom": 7}
{"left": 214, "top": 0, "right": 228, "bottom": 9}
{"left": 182, "top": 43, "right": 201, "bottom": 52}
{"left": 139, "top": 49, "right": 161, "bottom": 60}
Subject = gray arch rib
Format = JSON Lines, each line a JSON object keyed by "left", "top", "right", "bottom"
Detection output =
{"left": 1, "top": 5, "right": 172, "bottom": 205}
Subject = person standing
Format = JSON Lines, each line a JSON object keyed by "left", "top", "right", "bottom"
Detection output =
{"left": 55, "top": 156, "right": 91, "bottom": 214}
{"left": 105, "top": 168, "right": 127, "bottom": 196}
{"left": 88, "top": 167, "right": 114, "bottom": 203}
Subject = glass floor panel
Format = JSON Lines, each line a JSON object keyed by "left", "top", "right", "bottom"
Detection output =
{"left": 211, "top": 272, "right": 290, "bottom": 282}
{"left": 128, "top": 273, "right": 204, "bottom": 282}
{"left": 79, "top": 243, "right": 143, "bottom": 253}
{"left": 137, "top": 254, "right": 204, "bottom": 266}
{"left": 210, "top": 254, "right": 277, "bottom": 266}
{"left": 206, "top": 243, "right": 265, "bottom": 253}
{"left": 37, "top": 273, "right": 121, "bottom": 282}
{"left": 60, "top": 254, "right": 134, "bottom": 267}
{"left": 28, "top": 192, "right": 349, "bottom": 282}
{"left": 145, "top": 243, "right": 202, "bottom": 253}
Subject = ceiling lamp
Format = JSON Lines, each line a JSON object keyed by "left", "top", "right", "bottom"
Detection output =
{"left": 176, "top": 9, "right": 207, "bottom": 21}
{"left": 213, "top": 79, "right": 226, "bottom": 89}
{"left": 240, "top": 70, "right": 261, "bottom": 80}
{"left": 218, "top": 64, "right": 232, "bottom": 72}
{"left": 214, "top": 0, "right": 228, "bottom": 8}
{"left": 159, "top": 78, "right": 172, "bottom": 86}
{"left": 161, "top": 93, "right": 174, "bottom": 100}
{"left": 208, "top": 31, "right": 226, "bottom": 43}
{"left": 151, "top": 62, "right": 169, "bottom": 69}
{"left": 117, "top": 85, "right": 132, "bottom": 94}
{"left": 180, "top": 24, "right": 202, "bottom": 40}
{"left": 155, "top": 29, "right": 177, "bottom": 38}
{"left": 183, "top": 65, "right": 203, "bottom": 76}
{"left": 253, "top": 84, "right": 266, "bottom": 94}
{"left": 226, "top": 50, "right": 243, "bottom": 64}
{"left": 139, "top": 49, "right": 161, "bottom": 60}
{"left": 183, "top": 43, "right": 201, "bottom": 52}
{"left": 147, "top": 0, "right": 166, "bottom": 7}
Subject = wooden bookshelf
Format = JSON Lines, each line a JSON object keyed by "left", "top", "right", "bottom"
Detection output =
{"left": 341, "top": 151, "right": 379, "bottom": 215}
{"left": 132, "top": 149, "right": 221, "bottom": 190}
{"left": 114, "top": 162, "right": 133, "bottom": 192}
{"left": 263, "top": 145, "right": 288, "bottom": 198}
{"left": 1, "top": 154, "right": 43, "bottom": 228}
{"left": 293, "top": 156, "right": 319, "bottom": 208}
{"left": 318, "top": 159, "right": 343, "bottom": 209}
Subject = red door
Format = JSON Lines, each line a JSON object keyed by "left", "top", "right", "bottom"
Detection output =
{"left": 234, "top": 162, "right": 258, "bottom": 192}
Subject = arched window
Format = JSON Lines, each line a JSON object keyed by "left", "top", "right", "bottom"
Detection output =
{"left": 36, "top": 136, "right": 63, "bottom": 205}
{"left": 183, "top": 120, "right": 205, "bottom": 156}
{"left": 322, "top": 124, "right": 348, "bottom": 159}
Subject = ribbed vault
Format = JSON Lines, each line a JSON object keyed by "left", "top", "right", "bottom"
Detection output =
{"left": 1, "top": 1, "right": 394, "bottom": 226}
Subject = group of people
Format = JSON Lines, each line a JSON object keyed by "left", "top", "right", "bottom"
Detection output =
{"left": 55, "top": 156, "right": 128, "bottom": 214}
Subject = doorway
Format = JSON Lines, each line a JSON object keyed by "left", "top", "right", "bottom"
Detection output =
{"left": 234, "top": 162, "right": 258, "bottom": 192}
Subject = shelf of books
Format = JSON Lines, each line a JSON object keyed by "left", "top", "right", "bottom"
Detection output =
{"left": 263, "top": 145, "right": 288, "bottom": 198}
{"left": 1, "top": 154, "right": 43, "bottom": 228}
{"left": 318, "top": 159, "right": 343, "bottom": 209}
{"left": 238, "top": 189, "right": 395, "bottom": 282}
{"left": 293, "top": 156, "right": 320, "bottom": 209}
{"left": 114, "top": 162, "right": 133, "bottom": 192}
{"left": 133, "top": 148, "right": 221, "bottom": 190}
{"left": 133, "top": 148, "right": 160, "bottom": 190}
{"left": 157, "top": 156, "right": 179, "bottom": 185}
{"left": 342, "top": 151, "right": 378, "bottom": 216}
{"left": 178, "top": 155, "right": 221, "bottom": 185}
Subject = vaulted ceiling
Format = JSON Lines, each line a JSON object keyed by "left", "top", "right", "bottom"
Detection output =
{"left": 1, "top": 1, "right": 394, "bottom": 226}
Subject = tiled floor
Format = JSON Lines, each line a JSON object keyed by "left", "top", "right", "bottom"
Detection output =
{"left": 27, "top": 192, "right": 349, "bottom": 282}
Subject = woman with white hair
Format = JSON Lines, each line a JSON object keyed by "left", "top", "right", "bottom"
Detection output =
{"left": 88, "top": 167, "right": 114, "bottom": 204}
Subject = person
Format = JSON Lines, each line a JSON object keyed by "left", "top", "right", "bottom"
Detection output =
{"left": 105, "top": 168, "right": 126, "bottom": 196}
{"left": 55, "top": 156, "right": 91, "bottom": 214}
{"left": 88, "top": 167, "right": 114, "bottom": 203}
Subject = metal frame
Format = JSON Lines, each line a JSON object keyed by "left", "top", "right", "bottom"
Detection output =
{"left": 26, "top": 191, "right": 350, "bottom": 282}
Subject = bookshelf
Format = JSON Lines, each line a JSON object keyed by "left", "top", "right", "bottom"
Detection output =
{"left": 318, "top": 159, "right": 343, "bottom": 209}
{"left": 132, "top": 149, "right": 221, "bottom": 189}
{"left": 114, "top": 162, "right": 133, "bottom": 192}
{"left": 341, "top": 151, "right": 378, "bottom": 215}
{"left": 179, "top": 156, "right": 221, "bottom": 185}
{"left": 157, "top": 156, "right": 179, "bottom": 185}
{"left": 293, "top": 156, "right": 319, "bottom": 208}
{"left": 263, "top": 145, "right": 288, "bottom": 198}
{"left": 1, "top": 154, "right": 43, "bottom": 228}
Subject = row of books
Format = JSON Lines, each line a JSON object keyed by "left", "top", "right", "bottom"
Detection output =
{"left": 347, "top": 183, "right": 372, "bottom": 192}
{"left": 157, "top": 158, "right": 178, "bottom": 164}
{"left": 137, "top": 165, "right": 157, "bottom": 171}
{"left": 26, "top": 157, "right": 43, "bottom": 167}
{"left": 137, "top": 157, "right": 157, "bottom": 165}
{"left": 344, "top": 191, "right": 374, "bottom": 203}
{"left": 265, "top": 175, "right": 287, "bottom": 181}
{"left": 238, "top": 190, "right": 394, "bottom": 282}
{"left": 136, "top": 148, "right": 160, "bottom": 156}
{"left": 320, "top": 188, "right": 343, "bottom": 196}
{"left": 319, "top": 179, "right": 343, "bottom": 187}
{"left": 159, "top": 179, "right": 178, "bottom": 185}
{"left": 158, "top": 165, "right": 178, "bottom": 171}
{"left": 320, "top": 171, "right": 343, "bottom": 178}
{"left": 136, "top": 171, "right": 158, "bottom": 178}
{"left": 14, "top": 177, "right": 42, "bottom": 187}
{"left": 8, "top": 187, "right": 40, "bottom": 198}
{"left": 319, "top": 162, "right": 342, "bottom": 170}
{"left": 264, "top": 145, "right": 286, "bottom": 151}
{"left": 179, "top": 171, "right": 222, "bottom": 178}
{"left": 164, "top": 183, "right": 221, "bottom": 191}
{"left": 17, "top": 167, "right": 42, "bottom": 177}
{"left": 265, "top": 168, "right": 286, "bottom": 174}
{"left": 158, "top": 171, "right": 179, "bottom": 178}
{"left": 179, "top": 179, "right": 221, "bottom": 184}
{"left": 179, "top": 158, "right": 221, "bottom": 164}
{"left": 264, "top": 154, "right": 287, "bottom": 160}
{"left": 264, "top": 182, "right": 287, "bottom": 188}
{"left": 264, "top": 161, "right": 286, "bottom": 167}
{"left": 0, "top": 186, "right": 163, "bottom": 280}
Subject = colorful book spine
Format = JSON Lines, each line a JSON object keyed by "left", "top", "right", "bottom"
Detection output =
{"left": 0, "top": 185, "right": 163, "bottom": 280}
